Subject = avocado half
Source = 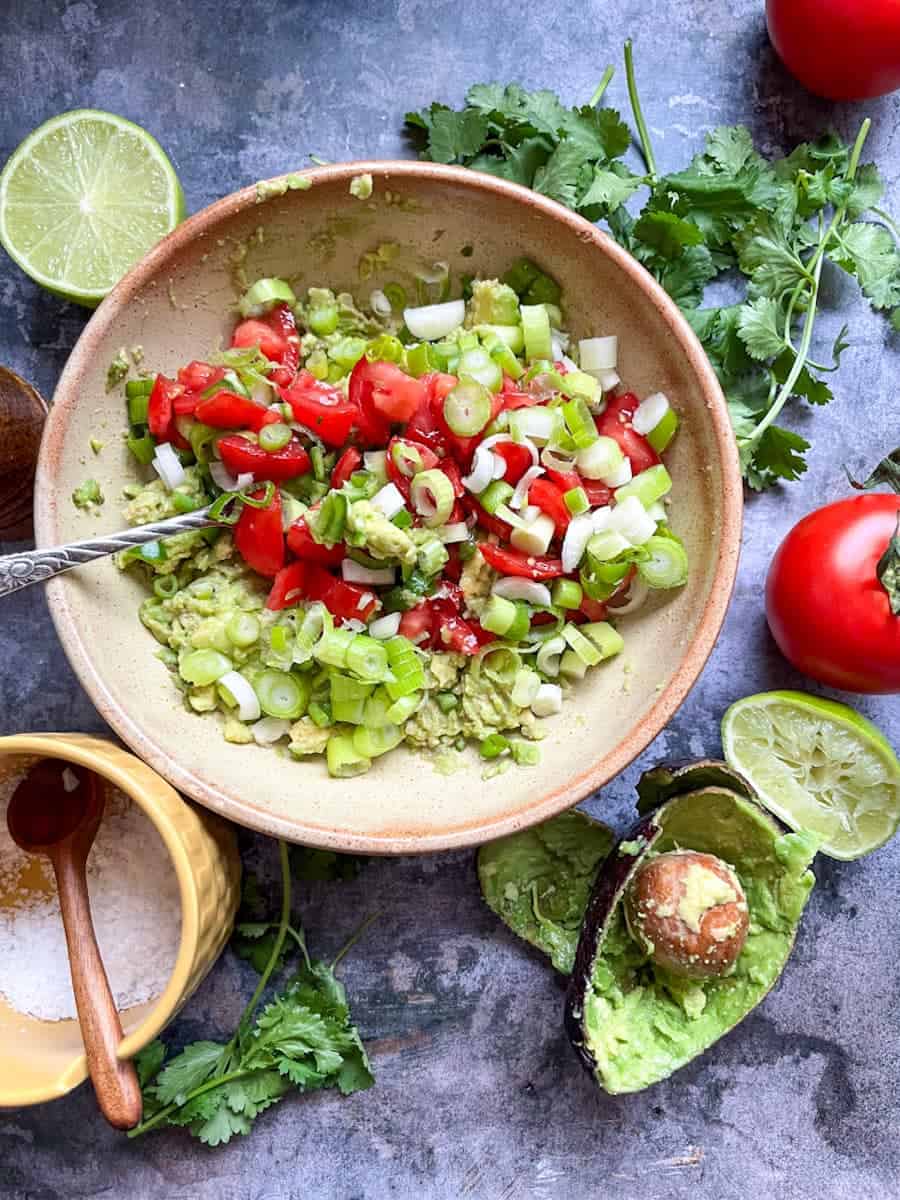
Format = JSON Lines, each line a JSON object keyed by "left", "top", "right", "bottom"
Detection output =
{"left": 565, "top": 760, "right": 818, "bottom": 1094}
{"left": 477, "top": 810, "right": 616, "bottom": 974}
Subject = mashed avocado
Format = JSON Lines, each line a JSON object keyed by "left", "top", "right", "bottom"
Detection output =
{"left": 346, "top": 500, "right": 417, "bottom": 564}
{"left": 465, "top": 279, "right": 520, "bottom": 327}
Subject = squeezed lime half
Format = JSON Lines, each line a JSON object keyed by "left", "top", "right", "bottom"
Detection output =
{"left": 722, "top": 690, "right": 900, "bottom": 860}
{"left": 0, "top": 109, "right": 184, "bottom": 306}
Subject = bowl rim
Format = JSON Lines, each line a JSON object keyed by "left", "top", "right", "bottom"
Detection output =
{"left": 35, "top": 159, "right": 743, "bottom": 855}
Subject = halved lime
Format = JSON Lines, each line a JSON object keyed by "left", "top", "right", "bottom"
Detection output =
{"left": 722, "top": 690, "right": 900, "bottom": 860}
{"left": 0, "top": 109, "right": 184, "bottom": 307}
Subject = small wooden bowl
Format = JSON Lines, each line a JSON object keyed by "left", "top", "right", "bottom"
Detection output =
{"left": 0, "top": 367, "right": 47, "bottom": 541}
{"left": 33, "top": 163, "right": 742, "bottom": 854}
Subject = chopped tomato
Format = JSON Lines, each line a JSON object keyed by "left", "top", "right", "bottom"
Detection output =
{"left": 494, "top": 442, "right": 533, "bottom": 485}
{"left": 386, "top": 437, "right": 440, "bottom": 496}
{"left": 443, "top": 545, "right": 463, "bottom": 583}
{"left": 286, "top": 517, "right": 346, "bottom": 566}
{"left": 528, "top": 478, "right": 570, "bottom": 535}
{"left": 582, "top": 480, "right": 613, "bottom": 507}
{"left": 479, "top": 543, "right": 565, "bottom": 580}
{"left": 177, "top": 361, "right": 224, "bottom": 392}
{"left": 283, "top": 371, "right": 357, "bottom": 447}
{"left": 173, "top": 391, "right": 200, "bottom": 416}
{"left": 231, "top": 319, "right": 288, "bottom": 363}
{"left": 147, "top": 374, "right": 183, "bottom": 440}
{"left": 331, "top": 447, "right": 362, "bottom": 489}
{"left": 436, "top": 613, "right": 481, "bottom": 655}
{"left": 195, "top": 390, "right": 274, "bottom": 431}
{"left": 399, "top": 604, "right": 433, "bottom": 644}
{"left": 234, "top": 490, "right": 285, "bottom": 578}
{"left": 462, "top": 496, "right": 512, "bottom": 541}
{"left": 264, "top": 304, "right": 300, "bottom": 374}
{"left": 579, "top": 593, "right": 609, "bottom": 621}
{"left": 596, "top": 391, "right": 659, "bottom": 475}
{"left": 218, "top": 434, "right": 311, "bottom": 481}
{"left": 267, "top": 562, "right": 307, "bottom": 611}
{"left": 545, "top": 467, "right": 582, "bottom": 493}
{"left": 232, "top": 304, "right": 300, "bottom": 377}
{"left": 351, "top": 359, "right": 426, "bottom": 428}
{"left": 500, "top": 374, "right": 540, "bottom": 411}
{"left": 304, "top": 564, "right": 379, "bottom": 622}
{"left": 440, "top": 458, "right": 465, "bottom": 498}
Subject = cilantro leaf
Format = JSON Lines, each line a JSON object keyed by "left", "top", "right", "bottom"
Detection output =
{"left": 463, "top": 82, "right": 511, "bottom": 113}
{"left": 579, "top": 162, "right": 644, "bottom": 214}
{"left": 656, "top": 245, "right": 717, "bottom": 309}
{"left": 829, "top": 222, "right": 900, "bottom": 309}
{"left": 845, "top": 162, "right": 884, "bottom": 218}
{"left": 737, "top": 297, "right": 785, "bottom": 360}
{"left": 135, "top": 1040, "right": 166, "bottom": 1089}
{"left": 705, "top": 125, "right": 756, "bottom": 174}
{"left": 563, "top": 106, "right": 631, "bottom": 159}
{"left": 291, "top": 847, "right": 367, "bottom": 882}
{"left": 532, "top": 142, "right": 584, "bottom": 207}
{"left": 744, "top": 425, "right": 811, "bottom": 488}
{"left": 470, "top": 137, "right": 552, "bottom": 187}
{"left": 427, "top": 108, "right": 490, "bottom": 164}
{"left": 633, "top": 210, "right": 704, "bottom": 259}
{"left": 153, "top": 1042, "right": 225, "bottom": 1105}
{"left": 772, "top": 351, "right": 832, "bottom": 406}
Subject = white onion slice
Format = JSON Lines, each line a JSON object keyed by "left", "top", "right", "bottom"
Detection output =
{"left": 591, "top": 505, "right": 613, "bottom": 533}
{"left": 492, "top": 454, "right": 508, "bottom": 480}
{"left": 492, "top": 578, "right": 552, "bottom": 606}
{"left": 342, "top": 617, "right": 368, "bottom": 633}
{"left": 209, "top": 461, "right": 253, "bottom": 493}
{"left": 561, "top": 512, "right": 595, "bottom": 573}
{"left": 604, "top": 456, "right": 633, "bottom": 488}
{"left": 342, "top": 559, "right": 395, "bottom": 585}
{"left": 356, "top": 591, "right": 375, "bottom": 612}
{"left": 598, "top": 369, "right": 620, "bottom": 393}
{"left": 370, "top": 288, "right": 392, "bottom": 317}
{"left": 579, "top": 335, "right": 618, "bottom": 374}
{"left": 369, "top": 612, "right": 402, "bottom": 639}
{"left": 509, "top": 464, "right": 545, "bottom": 510}
{"left": 541, "top": 446, "right": 578, "bottom": 473}
{"left": 219, "top": 671, "right": 261, "bottom": 722}
{"left": 632, "top": 392, "right": 670, "bottom": 435}
{"left": 252, "top": 717, "right": 292, "bottom": 745}
{"left": 608, "top": 578, "right": 650, "bottom": 616}
{"left": 364, "top": 450, "right": 388, "bottom": 474}
{"left": 403, "top": 299, "right": 465, "bottom": 341}
{"left": 531, "top": 682, "right": 563, "bottom": 717}
{"left": 438, "top": 522, "right": 470, "bottom": 544}
{"left": 152, "top": 442, "right": 186, "bottom": 491}
{"left": 371, "top": 482, "right": 406, "bottom": 518}
{"left": 610, "top": 495, "right": 657, "bottom": 545}
{"left": 462, "top": 446, "right": 500, "bottom": 494}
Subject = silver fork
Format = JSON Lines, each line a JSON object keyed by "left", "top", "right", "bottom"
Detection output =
{"left": 0, "top": 508, "right": 220, "bottom": 599}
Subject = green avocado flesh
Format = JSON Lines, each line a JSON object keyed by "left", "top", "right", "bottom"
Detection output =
{"left": 581, "top": 788, "right": 817, "bottom": 1094}
{"left": 478, "top": 810, "right": 615, "bottom": 974}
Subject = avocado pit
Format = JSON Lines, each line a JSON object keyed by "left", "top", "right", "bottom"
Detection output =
{"left": 623, "top": 849, "right": 749, "bottom": 980}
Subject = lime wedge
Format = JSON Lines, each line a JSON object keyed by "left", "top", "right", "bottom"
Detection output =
{"left": 0, "top": 109, "right": 184, "bottom": 307}
{"left": 722, "top": 690, "right": 900, "bottom": 860}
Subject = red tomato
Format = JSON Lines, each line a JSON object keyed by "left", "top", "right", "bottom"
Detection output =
{"left": 440, "top": 458, "right": 465, "bottom": 498}
{"left": 399, "top": 604, "right": 433, "bottom": 644}
{"left": 234, "top": 491, "right": 285, "bottom": 578}
{"left": 546, "top": 467, "right": 582, "bottom": 493}
{"left": 494, "top": 442, "right": 533, "bottom": 485}
{"left": 147, "top": 374, "right": 182, "bottom": 440}
{"left": 582, "top": 480, "right": 613, "bottom": 508}
{"left": 596, "top": 392, "right": 660, "bottom": 475}
{"left": 231, "top": 304, "right": 300, "bottom": 375}
{"left": 435, "top": 614, "right": 481, "bottom": 655}
{"left": 331, "top": 447, "right": 362, "bottom": 489}
{"left": 283, "top": 372, "right": 357, "bottom": 447}
{"left": 286, "top": 517, "right": 346, "bottom": 565}
{"left": 264, "top": 304, "right": 300, "bottom": 374}
{"left": 267, "top": 562, "right": 307, "bottom": 611}
{"left": 579, "top": 593, "right": 609, "bottom": 622}
{"left": 351, "top": 359, "right": 426, "bottom": 427}
{"left": 528, "top": 478, "right": 570, "bottom": 535}
{"left": 218, "top": 435, "right": 311, "bottom": 481}
{"left": 462, "top": 496, "right": 512, "bottom": 541}
{"left": 479, "top": 543, "right": 565, "bottom": 580}
{"left": 767, "top": 0, "right": 900, "bottom": 101}
{"left": 231, "top": 319, "right": 288, "bottom": 362}
{"left": 386, "top": 437, "right": 440, "bottom": 495}
{"left": 195, "top": 391, "right": 273, "bottom": 431}
{"left": 173, "top": 391, "right": 200, "bottom": 416}
{"left": 766, "top": 494, "right": 900, "bottom": 693}
{"left": 177, "top": 361, "right": 223, "bottom": 392}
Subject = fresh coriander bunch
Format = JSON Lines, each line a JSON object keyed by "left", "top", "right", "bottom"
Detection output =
{"left": 406, "top": 42, "right": 900, "bottom": 489}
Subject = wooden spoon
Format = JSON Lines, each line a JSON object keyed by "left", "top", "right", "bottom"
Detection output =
{"left": 0, "top": 367, "right": 48, "bottom": 541}
{"left": 6, "top": 760, "right": 143, "bottom": 1129}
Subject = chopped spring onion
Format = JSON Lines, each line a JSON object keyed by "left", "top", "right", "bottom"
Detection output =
{"left": 308, "top": 701, "right": 332, "bottom": 728}
{"left": 510, "top": 511, "right": 555, "bottom": 556}
{"left": 127, "top": 390, "right": 151, "bottom": 427}
{"left": 443, "top": 379, "right": 492, "bottom": 436}
{"left": 252, "top": 716, "right": 292, "bottom": 746}
{"left": 330, "top": 674, "right": 374, "bottom": 724}
{"left": 258, "top": 422, "right": 292, "bottom": 453}
{"left": 239, "top": 277, "right": 296, "bottom": 318}
{"left": 315, "top": 627, "right": 355, "bottom": 669}
{"left": 475, "top": 323, "right": 525, "bottom": 352}
{"left": 604, "top": 456, "right": 633, "bottom": 488}
{"left": 480, "top": 479, "right": 514, "bottom": 514}
{"left": 562, "top": 623, "right": 602, "bottom": 666}
{"left": 536, "top": 636, "right": 566, "bottom": 677}
{"left": 561, "top": 512, "right": 595, "bottom": 573}
{"left": 370, "top": 288, "right": 393, "bottom": 317}
{"left": 403, "top": 299, "right": 465, "bottom": 341}
{"left": 363, "top": 450, "right": 388, "bottom": 476}
{"left": 346, "top": 635, "right": 390, "bottom": 680}
{"left": 521, "top": 303, "right": 552, "bottom": 361}
{"left": 610, "top": 578, "right": 650, "bottom": 615}
{"left": 127, "top": 433, "right": 156, "bottom": 465}
{"left": 383, "top": 282, "right": 407, "bottom": 311}
{"left": 575, "top": 436, "right": 623, "bottom": 481}
{"left": 509, "top": 464, "right": 545, "bottom": 510}
{"left": 391, "top": 441, "right": 424, "bottom": 477}
{"left": 564, "top": 486, "right": 589, "bottom": 516}
{"left": 609, "top": 496, "right": 657, "bottom": 546}
{"left": 481, "top": 647, "right": 521, "bottom": 686}
{"left": 371, "top": 482, "right": 406, "bottom": 519}
{"left": 647, "top": 408, "right": 679, "bottom": 453}
{"left": 308, "top": 304, "right": 339, "bottom": 336}
{"left": 581, "top": 622, "right": 625, "bottom": 659}
{"left": 615, "top": 464, "right": 673, "bottom": 509}
{"left": 435, "top": 691, "right": 459, "bottom": 713}
{"left": 632, "top": 392, "right": 670, "bottom": 436}
{"left": 540, "top": 445, "right": 578, "bottom": 474}
{"left": 458, "top": 347, "right": 503, "bottom": 393}
{"left": 552, "top": 578, "right": 583, "bottom": 609}
{"left": 384, "top": 637, "right": 425, "bottom": 699}
{"left": 511, "top": 667, "right": 541, "bottom": 707}
{"left": 342, "top": 558, "right": 395, "bottom": 586}
{"left": 462, "top": 445, "right": 499, "bottom": 494}
{"left": 578, "top": 335, "right": 617, "bottom": 375}
{"left": 438, "top": 522, "right": 470, "bottom": 544}
{"left": 561, "top": 396, "right": 598, "bottom": 450}
{"left": 486, "top": 336, "right": 525, "bottom": 381}
{"left": 353, "top": 724, "right": 403, "bottom": 758}
{"left": 309, "top": 491, "right": 348, "bottom": 544}
{"left": 256, "top": 670, "right": 308, "bottom": 719}
{"left": 369, "top": 611, "right": 402, "bottom": 640}
{"left": 480, "top": 733, "right": 510, "bottom": 759}
{"left": 531, "top": 682, "right": 563, "bottom": 717}
{"left": 637, "top": 533, "right": 689, "bottom": 589}
{"left": 152, "top": 442, "right": 186, "bottom": 491}
{"left": 386, "top": 692, "right": 422, "bottom": 723}
{"left": 586, "top": 529, "right": 632, "bottom": 562}
{"left": 410, "top": 469, "right": 455, "bottom": 527}
{"left": 492, "top": 577, "right": 552, "bottom": 606}
{"left": 416, "top": 535, "right": 448, "bottom": 576}
{"left": 179, "top": 649, "right": 231, "bottom": 686}
{"left": 559, "top": 649, "right": 588, "bottom": 680}
{"left": 226, "top": 612, "right": 261, "bottom": 648}
{"left": 597, "top": 369, "right": 620, "bottom": 393}
{"left": 481, "top": 595, "right": 520, "bottom": 637}
{"left": 511, "top": 740, "right": 540, "bottom": 766}
{"left": 218, "top": 670, "right": 262, "bottom": 722}
{"left": 492, "top": 453, "right": 508, "bottom": 479}
{"left": 326, "top": 733, "right": 371, "bottom": 777}
{"left": 509, "top": 406, "right": 559, "bottom": 445}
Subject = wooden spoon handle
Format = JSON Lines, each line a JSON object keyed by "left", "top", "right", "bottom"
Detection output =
{"left": 52, "top": 852, "right": 143, "bottom": 1130}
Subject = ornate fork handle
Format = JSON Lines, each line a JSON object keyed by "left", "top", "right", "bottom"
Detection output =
{"left": 0, "top": 508, "right": 218, "bottom": 599}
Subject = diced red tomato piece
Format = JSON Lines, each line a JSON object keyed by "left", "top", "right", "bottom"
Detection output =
{"left": 582, "top": 480, "right": 613, "bottom": 507}
{"left": 545, "top": 468, "right": 582, "bottom": 493}
{"left": 286, "top": 517, "right": 346, "bottom": 566}
{"left": 283, "top": 371, "right": 357, "bottom": 447}
{"left": 302, "top": 564, "right": 378, "bottom": 623}
{"left": 177, "top": 362, "right": 224, "bottom": 392}
{"left": 443, "top": 545, "right": 463, "bottom": 583}
{"left": 440, "top": 458, "right": 465, "bottom": 498}
{"left": 596, "top": 391, "right": 660, "bottom": 474}
{"left": 331, "top": 447, "right": 362, "bottom": 489}
{"left": 231, "top": 304, "right": 300, "bottom": 377}
{"left": 579, "top": 593, "right": 609, "bottom": 621}
{"left": 386, "top": 437, "right": 440, "bottom": 495}
{"left": 399, "top": 604, "right": 433, "bottom": 644}
{"left": 267, "top": 562, "right": 307, "bottom": 611}
{"left": 528, "top": 478, "right": 570, "bottom": 535}
{"left": 194, "top": 390, "right": 273, "bottom": 431}
{"left": 218, "top": 434, "right": 311, "bottom": 482}
{"left": 493, "top": 442, "right": 534, "bottom": 484}
{"left": 234, "top": 490, "right": 285, "bottom": 578}
{"left": 173, "top": 391, "right": 200, "bottom": 416}
{"left": 351, "top": 359, "right": 427, "bottom": 427}
{"left": 264, "top": 304, "right": 301, "bottom": 374}
{"left": 435, "top": 613, "right": 481, "bottom": 655}
{"left": 479, "top": 543, "right": 565, "bottom": 580}
{"left": 231, "top": 319, "right": 288, "bottom": 363}
{"left": 147, "top": 374, "right": 183, "bottom": 440}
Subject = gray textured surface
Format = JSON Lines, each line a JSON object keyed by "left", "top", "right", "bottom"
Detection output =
{"left": 2, "top": 1, "right": 900, "bottom": 1197}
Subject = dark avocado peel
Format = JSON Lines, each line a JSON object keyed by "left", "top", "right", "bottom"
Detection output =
{"left": 566, "top": 762, "right": 818, "bottom": 1094}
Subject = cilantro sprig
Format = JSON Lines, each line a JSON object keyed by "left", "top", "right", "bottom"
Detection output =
{"left": 129, "top": 841, "right": 375, "bottom": 1145}
{"left": 406, "top": 42, "right": 900, "bottom": 489}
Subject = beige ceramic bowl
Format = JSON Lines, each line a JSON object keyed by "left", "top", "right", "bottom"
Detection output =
{"left": 0, "top": 733, "right": 240, "bottom": 1108}
{"left": 34, "top": 162, "right": 742, "bottom": 855}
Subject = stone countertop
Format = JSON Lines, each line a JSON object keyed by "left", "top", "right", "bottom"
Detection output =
{"left": 2, "top": 2, "right": 899, "bottom": 1197}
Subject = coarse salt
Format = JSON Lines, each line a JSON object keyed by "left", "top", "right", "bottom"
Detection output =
{"left": 0, "top": 766, "right": 182, "bottom": 1022}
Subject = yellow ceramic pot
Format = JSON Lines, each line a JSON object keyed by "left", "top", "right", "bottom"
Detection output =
{"left": 0, "top": 732, "right": 240, "bottom": 1108}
